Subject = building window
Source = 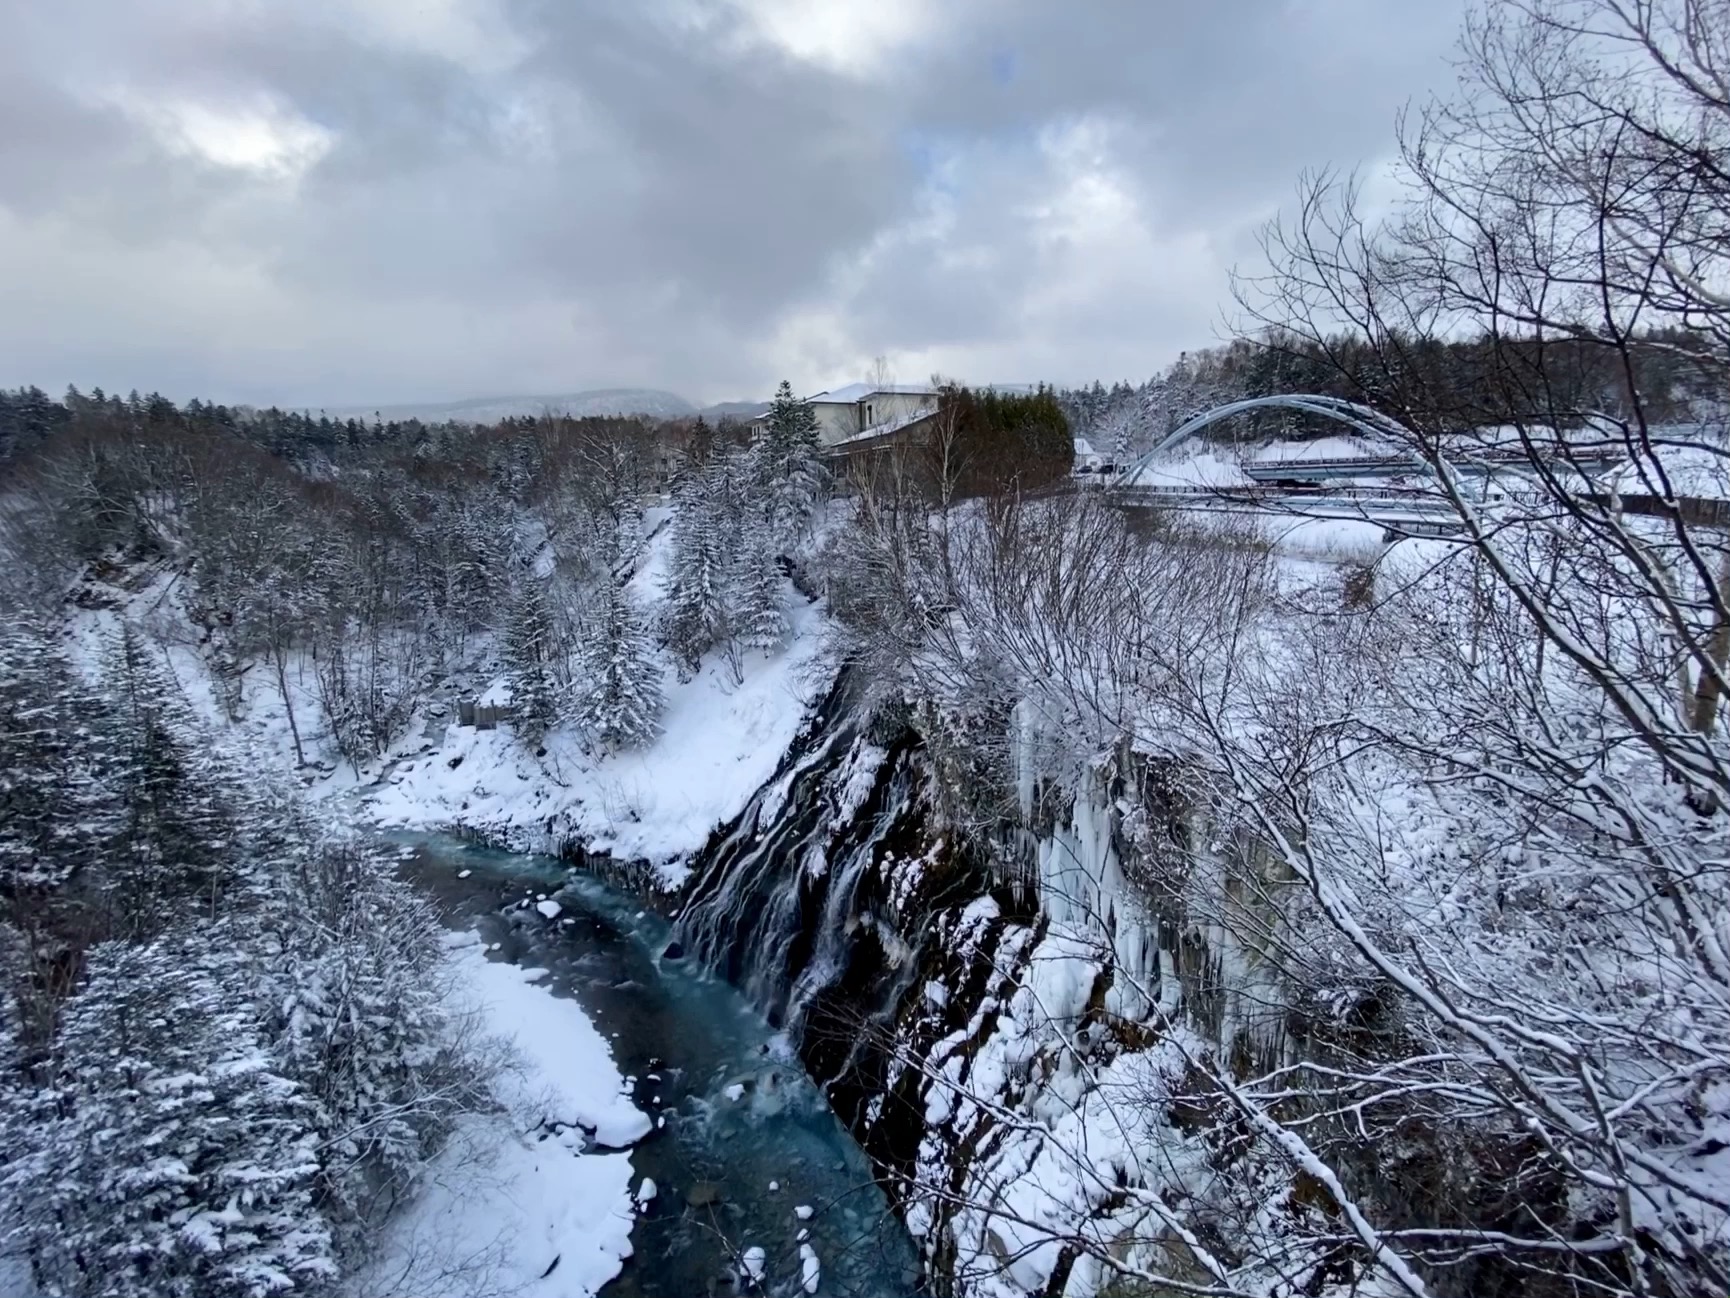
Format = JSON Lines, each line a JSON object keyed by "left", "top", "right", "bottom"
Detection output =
{"left": 865, "top": 402, "right": 874, "bottom": 425}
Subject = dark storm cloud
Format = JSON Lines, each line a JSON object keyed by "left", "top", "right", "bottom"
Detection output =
{"left": 0, "top": 0, "right": 1464, "bottom": 406}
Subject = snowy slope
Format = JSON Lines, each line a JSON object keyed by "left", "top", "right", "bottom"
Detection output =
{"left": 56, "top": 523, "right": 838, "bottom": 889}
{"left": 354, "top": 931, "right": 646, "bottom": 1298}
{"left": 366, "top": 594, "right": 833, "bottom": 886}
{"left": 366, "top": 519, "right": 838, "bottom": 885}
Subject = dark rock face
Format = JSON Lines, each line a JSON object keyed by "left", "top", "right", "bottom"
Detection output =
{"left": 662, "top": 940, "right": 685, "bottom": 960}
{"left": 673, "top": 670, "right": 1013, "bottom": 1231}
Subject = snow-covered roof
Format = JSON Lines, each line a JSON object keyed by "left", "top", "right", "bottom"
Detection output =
{"left": 1073, "top": 437, "right": 1098, "bottom": 457}
{"left": 808, "top": 382, "right": 941, "bottom": 404}
{"left": 832, "top": 405, "right": 940, "bottom": 446}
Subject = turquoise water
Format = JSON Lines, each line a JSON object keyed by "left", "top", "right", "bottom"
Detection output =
{"left": 398, "top": 836, "right": 923, "bottom": 1298}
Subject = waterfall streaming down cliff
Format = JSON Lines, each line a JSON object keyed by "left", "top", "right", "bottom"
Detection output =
{"left": 675, "top": 674, "right": 944, "bottom": 1068}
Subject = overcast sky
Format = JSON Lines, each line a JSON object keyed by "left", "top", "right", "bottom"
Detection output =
{"left": 0, "top": 0, "right": 1466, "bottom": 408}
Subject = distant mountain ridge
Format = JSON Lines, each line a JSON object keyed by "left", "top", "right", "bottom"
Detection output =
{"left": 699, "top": 399, "right": 770, "bottom": 421}
{"left": 309, "top": 388, "right": 698, "bottom": 425}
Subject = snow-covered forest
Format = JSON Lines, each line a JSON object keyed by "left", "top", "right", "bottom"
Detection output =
{"left": 0, "top": 379, "right": 847, "bottom": 1295}
{"left": 4, "top": 2, "right": 1730, "bottom": 1297}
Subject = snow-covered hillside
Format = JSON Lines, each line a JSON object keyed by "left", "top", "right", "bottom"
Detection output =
{"left": 365, "top": 517, "right": 837, "bottom": 887}
{"left": 367, "top": 594, "right": 834, "bottom": 887}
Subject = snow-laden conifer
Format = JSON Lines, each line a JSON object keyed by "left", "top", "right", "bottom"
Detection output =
{"left": 574, "top": 580, "right": 664, "bottom": 750}
{"left": 255, "top": 829, "right": 487, "bottom": 1254}
{"left": 100, "top": 624, "right": 235, "bottom": 936}
{"left": 757, "top": 379, "right": 825, "bottom": 546}
{"left": 731, "top": 515, "right": 789, "bottom": 653}
{"left": 0, "top": 614, "right": 114, "bottom": 896}
{"left": 662, "top": 450, "right": 740, "bottom": 675}
{"left": 6, "top": 932, "right": 336, "bottom": 1298}
{"left": 503, "top": 577, "right": 560, "bottom": 741}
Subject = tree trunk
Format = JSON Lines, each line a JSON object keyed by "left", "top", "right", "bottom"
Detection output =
{"left": 1688, "top": 548, "right": 1730, "bottom": 738}
{"left": 274, "top": 649, "right": 306, "bottom": 769}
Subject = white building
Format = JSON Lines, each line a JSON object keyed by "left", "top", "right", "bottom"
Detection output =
{"left": 1071, "top": 436, "right": 1122, "bottom": 474}
{"left": 753, "top": 382, "right": 942, "bottom": 449}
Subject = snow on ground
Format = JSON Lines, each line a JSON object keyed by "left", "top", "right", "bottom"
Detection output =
{"left": 1247, "top": 433, "right": 1380, "bottom": 463}
{"left": 1124, "top": 447, "right": 1251, "bottom": 490}
{"left": 353, "top": 932, "right": 647, "bottom": 1298}
{"left": 455, "top": 932, "right": 650, "bottom": 1148}
{"left": 1260, "top": 515, "right": 1389, "bottom": 562}
{"left": 60, "top": 567, "right": 431, "bottom": 799}
{"left": 367, "top": 592, "right": 835, "bottom": 888}
{"left": 1125, "top": 436, "right": 1390, "bottom": 489}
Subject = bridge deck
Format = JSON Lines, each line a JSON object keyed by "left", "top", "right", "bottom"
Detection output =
{"left": 1242, "top": 450, "right": 1623, "bottom": 482}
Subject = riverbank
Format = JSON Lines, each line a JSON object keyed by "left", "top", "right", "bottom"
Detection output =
{"left": 353, "top": 912, "right": 650, "bottom": 1298}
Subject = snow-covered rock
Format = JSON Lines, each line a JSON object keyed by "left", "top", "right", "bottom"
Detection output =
{"left": 740, "top": 1245, "right": 766, "bottom": 1285}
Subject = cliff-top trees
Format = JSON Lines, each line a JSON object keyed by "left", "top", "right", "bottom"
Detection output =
{"left": 932, "top": 386, "right": 1072, "bottom": 499}
{"left": 663, "top": 448, "right": 739, "bottom": 677}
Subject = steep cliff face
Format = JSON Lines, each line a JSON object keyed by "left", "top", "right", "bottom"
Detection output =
{"left": 673, "top": 676, "right": 1302, "bottom": 1298}
{"left": 675, "top": 675, "right": 1006, "bottom": 1124}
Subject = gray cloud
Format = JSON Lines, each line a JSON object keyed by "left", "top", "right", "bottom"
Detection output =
{"left": 0, "top": 0, "right": 1465, "bottom": 407}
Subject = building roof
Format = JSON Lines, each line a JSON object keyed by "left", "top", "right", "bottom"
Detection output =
{"left": 807, "top": 381, "right": 942, "bottom": 404}
{"left": 748, "top": 382, "right": 947, "bottom": 423}
{"left": 832, "top": 404, "right": 940, "bottom": 446}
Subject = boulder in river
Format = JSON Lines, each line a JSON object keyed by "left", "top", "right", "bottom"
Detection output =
{"left": 686, "top": 1180, "right": 724, "bottom": 1208}
{"left": 662, "top": 940, "right": 685, "bottom": 960}
{"left": 739, "top": 1246, "right": 766, "bottom": 1286}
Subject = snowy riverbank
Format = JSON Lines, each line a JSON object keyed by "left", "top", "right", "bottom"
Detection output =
{"left": 355, "top": 930, "right": 650, "bottom": 1298}
{"left": 364, "top": 595, "right": 835, "bottom": 889}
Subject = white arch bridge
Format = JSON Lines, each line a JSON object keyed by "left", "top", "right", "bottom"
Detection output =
{"left": 1099, "top": 394, "right": 1625, "bottom": 538}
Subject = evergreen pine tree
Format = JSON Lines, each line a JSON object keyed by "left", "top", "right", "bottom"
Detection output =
{"left": 730, "top": 516, "right": 789, "bottom": 653}
{"left": 662, "top": 455, "right": 736, "bottom": 676}
{"left": 758, "top": 380, "right": 825, "bottom": 545}
{"left": 100, "top": 626, "right": 233, "bottom": 934}
{"left": 0, "top": 615, "right": 120, "bottom": 1052}
{"left": 503, "top": 578, "right": 560, "bottom": 742}
{"left": 256, "top": 829, "right": 483, "bottom": 1252}
{"left": 6, "top": 932, "right": 336, "bottom": 1298}
{"left": 0, "top": 615, "right": 113, "bottom": 899}
{"left": 574, "top": 581, "right": 663, "bottom": 750}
